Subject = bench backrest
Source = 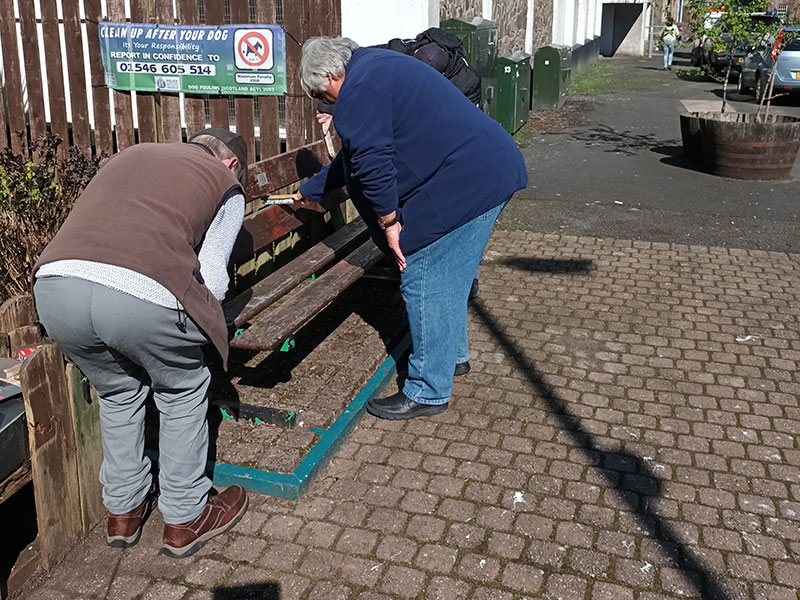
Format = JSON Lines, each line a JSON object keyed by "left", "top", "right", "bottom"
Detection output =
{"left": 231, "top": 140, "right": 346, "bottom": 266}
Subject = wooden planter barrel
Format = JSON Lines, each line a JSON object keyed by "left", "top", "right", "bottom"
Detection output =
{"left": 680, "top": 112, "right": 704, "bottom": 163}
{"left": 698, "top": 112, "right": 800, "bottom": 180}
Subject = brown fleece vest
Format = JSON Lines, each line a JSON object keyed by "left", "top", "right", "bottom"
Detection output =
{"left": 33, "top": 143, "right": 241, "bottom": 369}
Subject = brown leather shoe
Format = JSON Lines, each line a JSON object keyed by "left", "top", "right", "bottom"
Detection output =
{"left": 107, "top": 483, "right": 157, "bottom": 548}
{"left": 162, "top": 485, "right": 248, "bottom": 559}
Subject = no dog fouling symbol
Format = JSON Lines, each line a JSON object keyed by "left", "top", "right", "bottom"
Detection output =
{"left": 234, "top": 29, "right": 273, "bottom": 69}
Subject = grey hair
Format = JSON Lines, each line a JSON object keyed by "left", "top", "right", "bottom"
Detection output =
{"left": 299, "top": 37, "right": 359, "bottom": 97}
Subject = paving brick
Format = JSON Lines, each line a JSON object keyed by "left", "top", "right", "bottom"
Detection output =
{"left": 407, "top": 515, "right": 447, "bottom": 541}
{"left": 751, "top": 583, "right": 798, "bottom": 600}
{"left": 307, "top": 581, "right": 352, "bottom": 600}
{"left": 568, "top": 548, "right": 611, "bottom": 578}
{"left": 375, "top": 535, "right": 418, "bottom": 564}
{"left": 183, "top": 558, "right": 233, "bottom": 587}
{"left": 221, "top": 535, "right": 268, "bottom": 562}
{"left": 660, "top": 568, "right": 703, "bottom": 598}
{"left": 544, "top": 574, "right": 588, "bottom": 599}
{"left": 141, "top": 582, "right": 190, "bottom": 600}
{"left": 555, "top": 521, "right": 595, "bottom": 548}
{"left": 380, "top": 565, "right": 427, "bottom": 598}
{"left": 773, "top": 561, "right": 800, "bottom": 587}
{"left": 500, "top": 562, "right": 544, "bottom": 594}
{"left": 591, "top": 581, "right": 634, "bottom": 600}
{"left": 615, "top": 558, "right": 657, "bottom": 587}
{"left": 298, "top": 549, "right": 343, "bottom": 579}
{"left": 597, "top": 531, "right": 637, "bottom": 558}
{"left": 366, "top": 508, "right": 409, "bottom": 534}
{"left": 414, "top": 544, "right": 459, "bottom": 574}
{"left": 335, "top": 528, "right": 379, "bottom": 555}
{"left": 296, "top": 521, "right": 342, "bottom": 548}
{"left": 263, "top": 514, "right": 304, "bottom": 541}
{"left": 456, "top": 553, "right": 501, "bottom": 583}
{"left": 425, "top": 576, "right": 470, "bottom": 600}
{"left": 526, "top": 541, "right": 568, "bottom": 569}
{"left": 105, "top": 575, "right": 150, "bottom": 600}
{"left": 259, "top": 542, "right": 305, "bottom": 571}
{"left": 726, "top": 553, "right": 772, "bottom": 582}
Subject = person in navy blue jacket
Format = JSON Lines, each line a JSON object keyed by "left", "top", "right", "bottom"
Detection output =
{"left": 295, "top": 37, "right": 527, "bottom": 420}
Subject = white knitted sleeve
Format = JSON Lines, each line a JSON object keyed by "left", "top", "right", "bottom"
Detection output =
{"left": 197, "top": 192, "right": 245, "bottom": 301}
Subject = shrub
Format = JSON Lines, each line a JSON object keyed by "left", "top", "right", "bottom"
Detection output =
{"left": 0, "top": 135, "right": 99, "bottom": 302}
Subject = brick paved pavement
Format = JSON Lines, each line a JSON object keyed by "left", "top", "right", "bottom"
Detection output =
{"left": 18, "top": 231, "right": 800, "bottom": 600}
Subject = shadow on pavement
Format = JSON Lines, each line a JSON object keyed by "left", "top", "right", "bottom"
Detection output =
{"left": 571, "top": 124, "right": 681, "bottom": 156}
{"left": 503, "top": 257, "right": 593, "bottom": 274}
{"left": 650, "top": 145, "right": 707, "bottom": 173}
{"left": 212, "top": 582, "right": 281, "bottom": 599}
{"left": 472, "top": 298, "right": 731, "bottom": 600}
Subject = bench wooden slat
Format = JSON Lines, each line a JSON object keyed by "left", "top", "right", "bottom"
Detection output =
{"left": 245, "top": 140, "right": 329, "bottom": 199}
{"left": 225, "top": 217, "right": 369, "bottom": 328}
{"left": 230, "top": 189, "right": 348, "bottom": 266}
{"left": 230, "top": 239, "right": 384, "bottom": 352}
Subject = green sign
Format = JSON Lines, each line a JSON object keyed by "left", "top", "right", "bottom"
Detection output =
{"left": 99, "top": 22, "right": 286, "bottom": 95}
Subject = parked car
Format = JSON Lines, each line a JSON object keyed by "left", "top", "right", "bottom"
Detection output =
{"left": 691, "top": 12, "right": 782, "bottom": 73}
{"left": 691, "top": 31, "right": 749, "bottom": 71}
{"left": 738, "top": 27, "right": 800, "bottom": 100}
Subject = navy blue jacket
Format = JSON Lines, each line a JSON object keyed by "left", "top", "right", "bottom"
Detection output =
{"left": 299, "top": 47, "right": 527, "bottom": 255}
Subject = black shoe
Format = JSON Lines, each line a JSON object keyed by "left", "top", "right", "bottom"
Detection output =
{"left": 366, "top": 392, "right": 448, "bottom": 420}
{"left": 469, "top": 278, "right": 479, "bottom": 299}
{"left": 454, "top": 361, "right": 471, "bottom": 376}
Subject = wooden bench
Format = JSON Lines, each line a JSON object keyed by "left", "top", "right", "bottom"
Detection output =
{"left": 0, "top": 140, "right": 389, "bottom": 586}
{"left": 224, "top": 139, "right": 385, "bottom": 354}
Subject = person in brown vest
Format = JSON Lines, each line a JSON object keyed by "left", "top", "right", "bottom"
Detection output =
{"left": 32, "top": 129, "right": 249, "bottom": 559}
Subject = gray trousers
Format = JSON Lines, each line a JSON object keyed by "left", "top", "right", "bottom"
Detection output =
{"left": 33, "top": 277, "right": 212, "bottom": 524}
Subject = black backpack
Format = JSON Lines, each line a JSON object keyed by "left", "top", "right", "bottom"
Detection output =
{"left": 317, "top": 29, "right": 483, "bottom": 115}
{"left": 376, "top": 28, "right": 482, "bottom": 105}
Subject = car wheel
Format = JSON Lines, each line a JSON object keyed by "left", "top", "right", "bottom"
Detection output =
{"left": 737, "top": 72, "right": 751, "bottom": 95}
{"left": 755, "top": 75, "right": 765, "bottom": 102}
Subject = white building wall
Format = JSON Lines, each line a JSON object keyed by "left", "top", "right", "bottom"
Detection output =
{"left": 341, "top": 0, "right": 439, "bottom": 46}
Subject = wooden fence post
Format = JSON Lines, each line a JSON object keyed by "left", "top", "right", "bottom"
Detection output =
{"left": 255, "top": 0, "right": 281, "bottom": 159}
{"left": 204, "top": 2, "right": 231, "bottom": 129}
{"left": 0, "top": 295, "right": 37, "bottom": 358}
{"left": 0, "top": 0, "right": 28, "bottom": 154}
{"left": 18, "top": 345, "right": 83, "bottom": 570}
{"left": 65, "top": 364, "right": 105, "bottom": 533}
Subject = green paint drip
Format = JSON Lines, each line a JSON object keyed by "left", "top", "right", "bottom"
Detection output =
{"left": 279, "top": 337, "right": 296, "bottom": 352}
{"left": 220, "top": 407, "right": 234, "bottom": 420}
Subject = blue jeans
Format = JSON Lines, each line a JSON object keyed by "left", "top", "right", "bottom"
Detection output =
{"left": 400, "top": 201, "right": 508, "bottom": 405}
{"left": 663, "top": 40, "right": 675, "bottom": 68}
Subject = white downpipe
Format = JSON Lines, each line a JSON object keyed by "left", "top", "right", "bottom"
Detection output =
{"left": 525, "top": 0, "right": 534, "bottom": 54}
{"left": 482, "top": 0, "right": 493, "bottom": 20}
{"left": 551, "top": 0, "right": 563, "bottom": 44}
{"left": 563, "top": 0, "right": 576, "bottom": 46}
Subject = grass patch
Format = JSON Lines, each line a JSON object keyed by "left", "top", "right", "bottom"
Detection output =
{"left": 677, "top": 67, "right": 712, "bottom": 82}
{"left": 570, "top": 60, "right": 615, "bottom": 95}
{"left": 513, "top": 122, "right": 534, "bottom": 147}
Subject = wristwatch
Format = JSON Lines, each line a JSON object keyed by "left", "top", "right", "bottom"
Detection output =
{"left": 377, "top": 215, "right": 398, "bottom": 230}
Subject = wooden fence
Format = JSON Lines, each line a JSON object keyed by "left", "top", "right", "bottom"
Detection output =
{"left": 0, "top": 0, "right": 341, "bottom": 162}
